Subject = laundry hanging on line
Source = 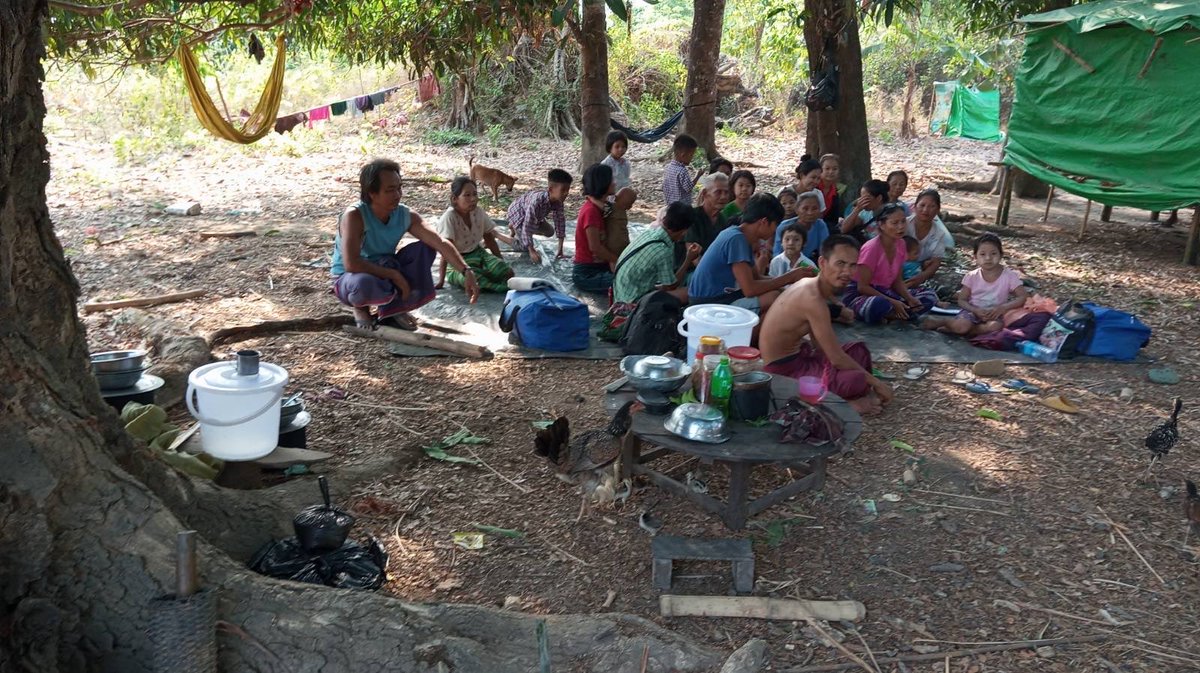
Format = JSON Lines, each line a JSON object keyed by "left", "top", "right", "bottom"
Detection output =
{"left": 276, "top": 84, "right": 404, "bottom": 135}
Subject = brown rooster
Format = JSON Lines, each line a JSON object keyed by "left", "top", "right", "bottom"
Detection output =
{"left": 1185, "top": 480, "right": 1200, "bottom": 549}
{"left": 534, "top": 400, "right": 642, "bottom": 520}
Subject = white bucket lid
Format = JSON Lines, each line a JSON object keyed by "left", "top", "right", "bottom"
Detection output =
{"left": 188, "top": 360, "right": 289, "bottom": 393}
{"left": 683, "top": 304, "right": 760, "bottom": 330}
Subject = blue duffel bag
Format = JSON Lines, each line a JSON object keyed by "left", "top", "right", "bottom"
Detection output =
{"left": 500, "top": 288, "right": 590, "bottom": 351}
{"left": 1079, "top": 302, "right": 1150, "bottom": 361}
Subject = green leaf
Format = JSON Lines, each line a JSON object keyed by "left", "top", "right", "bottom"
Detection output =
{"left": 977, "top": 408, "right": 1003, "bottom": 421}
{"left": 605, "top": 0, "right": 628, "bottom": 23}
{"left": 473, "top": 523, "right": 525, "bottom": 538}
{"left": 670, "top": 388, "right": 698, "bottom": 406}
{"left": 531, "top": 420, "right": 554, "bottom": 429}
{"left": 423, "top": 445, "right": 480, "bottom": 465}
{"left": 889, "top": 439, "right": 915, "bottom": 453}
{"left": 551, "top": 7, "right": 565, "bottom": 26}
{"left": 745, "top": 417, "right": 771, "bottom": 427}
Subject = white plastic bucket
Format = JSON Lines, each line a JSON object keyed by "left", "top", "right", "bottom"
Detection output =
{"left": 677, "top": 304, "right": 760, "bottom": 362}
{"left": 186, "top": 354, "right": 288, "bottom": 461}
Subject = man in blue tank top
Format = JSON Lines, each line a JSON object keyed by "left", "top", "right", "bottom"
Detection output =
{"left": 331, "top": 159, "right": 480, "bottom": 330}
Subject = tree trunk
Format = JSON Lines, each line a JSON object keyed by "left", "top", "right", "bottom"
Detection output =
{"left": 578, "top": 0, "right": 610, "bottom": 170}
{"left": 0, "top": 1, "right": 727, "bottom": 671}
{"left": 803, "top": 0, "right": 871, "bottom": 191}
{"left": 681, "top": 0, "right": 727, "bottom": 161}
{"left": 449, "top": 71, "right": 477, "bottom": 131}
{"left": 900, "top": 65, "right": 917, "bottom": 139}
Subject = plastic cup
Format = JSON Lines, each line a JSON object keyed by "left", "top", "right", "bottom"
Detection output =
{"left": 797, "top": 376, "right": 827, "bottom": 404}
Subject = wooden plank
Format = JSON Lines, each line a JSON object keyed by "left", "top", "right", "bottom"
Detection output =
{"left": 652, "top": 536, "right": 752, "bottom": 561}
{"left": 723, "top": 462, "right": 752, "bottom": 530}
{"left": 343, "top": 325, "right": 491, "bottom": 358}
{"left": 83, "top": 289, "right": 206, "bottom": 314}
{"left": 747, "top": 470, "right": 821, "bottom": 517}
{"left": 632, "top": 464, "right": 725, "bottom": 517}
{"left": 659, "top": 595, "right": 865, "bottom": 622}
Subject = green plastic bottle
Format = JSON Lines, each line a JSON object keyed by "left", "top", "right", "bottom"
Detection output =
{"left": 709, "top": 356, "right": 733, "bottom": 418}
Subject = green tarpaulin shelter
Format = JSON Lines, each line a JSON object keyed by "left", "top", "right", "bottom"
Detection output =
{"left": 1006, "top": 0, "right": 1200, "bottom": 212}
{"left": 929, "top": 80, "right": 1003, "bottom": 142}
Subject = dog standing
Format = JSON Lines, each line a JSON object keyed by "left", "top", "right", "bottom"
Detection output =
{"left": 468, "top": 155, "right": 516, "bottom": 200}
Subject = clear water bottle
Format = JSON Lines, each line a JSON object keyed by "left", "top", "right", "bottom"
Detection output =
{"left": 1017, "top": 340, "right": 1058, "bottom": 363}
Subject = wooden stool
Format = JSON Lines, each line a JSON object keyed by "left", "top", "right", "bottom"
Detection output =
{"left": 652, "top": 536, "right": 754, "bottom": 594}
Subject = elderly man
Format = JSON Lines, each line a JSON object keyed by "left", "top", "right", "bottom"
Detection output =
{"left": 331, "top": 159, "right": 480, "bottom": 330}
{"left": 758, "top": 234, "right": 892, "bottom": 416}
{"left": 685, "top": 171, "right": 731, "bottom": 252}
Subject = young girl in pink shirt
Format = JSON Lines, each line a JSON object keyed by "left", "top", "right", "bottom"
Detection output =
{"left": 923, "top": 232, "right": 1027, "bottom": 336}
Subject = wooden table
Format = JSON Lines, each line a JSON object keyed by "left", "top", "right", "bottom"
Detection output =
{"left": 605, "top": 374, "right": 863, "bottom": 530}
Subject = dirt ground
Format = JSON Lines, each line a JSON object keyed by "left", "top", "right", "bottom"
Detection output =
{"left": 51, "top": 112, "right": 1200, "bottom": 671}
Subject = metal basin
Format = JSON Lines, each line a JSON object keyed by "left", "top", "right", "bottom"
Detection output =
{"left": 91, "top": 349, "right": 149, "bottom": 373}
{"left": 95, "top": 366, "right": 150, "bottom": 391}
{"left": 280, "top": 396, "right": 304, "bottom": 427}
{"left": 620, "top": 355, "right": 691, "bottom": 393}
{"left": 664, "top": 403, "right": 730, "bottom": 443}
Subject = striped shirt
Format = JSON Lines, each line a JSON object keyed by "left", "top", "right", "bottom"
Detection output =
{"left": 662, "top": 160, "right": 693, "bottom": 206}
{"left": 506, "top": 190, "right": 566, "bottom": 250}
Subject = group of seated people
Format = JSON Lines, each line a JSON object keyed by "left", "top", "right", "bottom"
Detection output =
{"left": 330, "top": 138, "right": 1024, "bottom": 415}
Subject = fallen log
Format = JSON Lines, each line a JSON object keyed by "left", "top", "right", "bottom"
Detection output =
{"left": 659, "top": 595, "right": 865, "bottom": 623}
{"left": 84, "top": 289, "right": 206, "bottom": 314}
{"left": 207, "top": 314, "right": 355, "bottom": 347}
{"left": 342, "top": 325, "right": 491, "bottom": 359}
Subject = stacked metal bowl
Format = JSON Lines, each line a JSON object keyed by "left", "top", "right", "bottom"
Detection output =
{"left": 90, "top": 350, "right": 150, "bottom": 391}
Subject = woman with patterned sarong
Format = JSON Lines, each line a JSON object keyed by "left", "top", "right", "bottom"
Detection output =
{"left": 332, "top": 159, "right": 479, "bottom": 330}
{"left": 842, "top": 203, "right": 937, "bottom": 324}
{"left": 434, "top": 176, "right": 514, "bottom": 293}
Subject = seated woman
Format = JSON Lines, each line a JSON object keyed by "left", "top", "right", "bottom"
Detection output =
{"left": 332, "top": 159, "right": 479, "bottom": 330}
{"left": 792, "top": 156, "right": 826, "bottom": 214}
{"left": 843, "top": 203, "right": 937, "bottom": 325}
{"left": 903, "top": 188, "right": 954, "bottom": 290}
{"left": 839, "top": 179, "right": 889, "bottom": 241}
{"left": 773, "top": 191, "right": 829, "bottom": 260}
{"left": 572, "top": 163, "right": 620, "bottom": 293}
{"left": 720, "top": 169, "right": 756, "bottom": 220}
{"left": 434, "top": 177, "right": 514, "bottom": 294}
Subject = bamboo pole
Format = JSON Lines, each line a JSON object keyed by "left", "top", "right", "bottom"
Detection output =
{"left": 1053, "top": 39, "right": 1096, "bottom": 73}
{"left": 1138, "top": 37, "right": 1164, "bottom": 79}
{"left": 1077, "top": 200, "right": 1092, "bottom": 241}
{"left": 83, "top": 289, "right": 206, "bottom": 314}
{"left": 1040, "top": 185, "right": 1055, "bottom": 222}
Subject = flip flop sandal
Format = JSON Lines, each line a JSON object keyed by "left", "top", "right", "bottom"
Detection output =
{"left": 951, "top": 370, "right": 974, "bottom": 386}
{"left": 1039, "top": 394, "right": 1080, "bottom": 414}
{"left": 904, "top": 366, "right": 930, "bottom": 381}
{"left": 965, "top": 381, "right": 996, "bottom": 394}
{"left": 1002, "top": 378, "right": 1040, "bottom": 394}
{"left": 872, "top": 368, "right": 897, "bottom": 381}
{"left": 972, "top": 359, "right": 1007, "bottom": 377}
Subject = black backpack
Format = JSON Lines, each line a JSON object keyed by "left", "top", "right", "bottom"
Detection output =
{"left": 619, "top": 290, "right": 685, "bottom": 357}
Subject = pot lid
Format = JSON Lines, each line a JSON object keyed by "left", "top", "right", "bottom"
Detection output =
{"left": 189, "top": 360, "right": 289, "bottom": 392}
{"left": 684, "top": 304, "right": 760, "bottom": 328}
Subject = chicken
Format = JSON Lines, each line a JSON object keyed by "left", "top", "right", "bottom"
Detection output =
{"left": 533, "top": 400, "right": 642, "bottom": 520}
{"left": 1143, "top": 398, "right": 1182, "bottom": 480}
{"left": 1185, "top": 480, "right": 1200, "bottom": 549}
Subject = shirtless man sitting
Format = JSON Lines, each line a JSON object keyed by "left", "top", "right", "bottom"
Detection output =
{"left": 758, "top": 234, "right": 893, "bottom": 416}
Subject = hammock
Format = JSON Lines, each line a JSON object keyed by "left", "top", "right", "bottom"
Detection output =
{"left": 177, "top": 34, "right": 286, "bottom": 144}
{"left": 610, "top": 109, "right": 685, "bottom": 143}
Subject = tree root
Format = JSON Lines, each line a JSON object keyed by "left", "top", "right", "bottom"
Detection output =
{"left": 207, "top": 314, "right": 355, "bottom": 347}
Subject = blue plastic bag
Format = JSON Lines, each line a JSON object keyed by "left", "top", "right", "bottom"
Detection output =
{"left": 1080, "top": 302, "right": 1150, "bottom": 361}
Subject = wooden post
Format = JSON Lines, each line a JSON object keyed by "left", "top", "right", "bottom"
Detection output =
{"left": 999, "top": 168, "right": 1015, "bottom": 227}
{"left": 1184, "top": 206, "right": 1200, "bottom": 266}
{"left": 1077, "top": 199, "right": 1092, "bottom": 241}
{"left": 1040, "top": 185, "right": 1055, "bottom": 222}
{"left": 1100, "top": 204, "right": 1113, "bottom": 222}
{"left": 994, "top": 166, "right": 1009, "bottom": 224}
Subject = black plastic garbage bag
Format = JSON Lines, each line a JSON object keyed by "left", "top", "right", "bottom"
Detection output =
{"left": 249, "top": 535, "right": 388, "bottom": 590}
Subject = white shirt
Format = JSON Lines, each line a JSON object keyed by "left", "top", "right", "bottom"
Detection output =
{"left": 769, "top": 251, "right": 815, "bottom": 278}
{"left": 601, "top": 155, "right": 632, "bottom": 192}
{"left": 905, "top": 214, "right": 954, "bottom": 261}
{"left": 436, "top": 206, "right": 495, "bottom": 254}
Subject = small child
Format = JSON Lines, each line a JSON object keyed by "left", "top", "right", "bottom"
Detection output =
{"left": 600, "top": 130, "right": 631, "bottom": 192}
{"left": 777, "top": 186, "right": 798, "bottom": 220}
{"left": 506, "top": 169, "right": 573, "bottom": 265}
{"left": 769, "top": 222, "right": 816, "bottom": 278}
{"left": 663, "top": 134, "right": 698, "bottom": 206}
{"left": 922, "top": 232, "right": 1027, "bottom": 336}
{"left": 902, "top": 235, "right": 922, "bottom": 281}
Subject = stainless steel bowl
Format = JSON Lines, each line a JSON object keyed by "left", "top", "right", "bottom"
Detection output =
{"left": 664, "top": 403, "right": 730, "bottom": 443}
{"left": 91, "top": 349, "right": 149, "bottom": 374}
{"left": 95, "top": 366, "right": 150, "bottom": 391}
{"left": 280, "top": 396, "right": 305, "bottom": 427}
{"left": 620, "top": 355, "right": 692, "bottom": 393}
